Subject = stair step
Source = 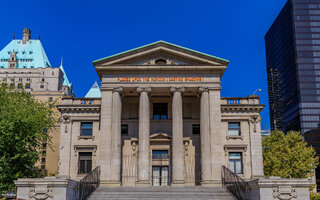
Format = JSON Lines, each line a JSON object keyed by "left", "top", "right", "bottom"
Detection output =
{"left": 88, "top": 186, "right": 235, "bottom": 200}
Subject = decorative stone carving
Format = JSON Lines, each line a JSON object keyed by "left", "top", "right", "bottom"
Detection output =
{"left": 113, "top": 86, "right": 123, "bottom": 94}
{"left": 170, "top": 86, "right": 185, "bottom": 94}
{"left": 29, "top": 186, "right": 53, "bottom": 200}
{"left": 184, "top": 139, "right": 195, "bottom": 186}
{"left": 59, "top": 115, "right": 70, "bottom": 133}
{"left": 198, "top": 86, "right": 209, "bottom": 94}
{"left": 249, "top": 115, "right": 262, "bottom": 133}
{"left": 122, "top": 139, "right": 138, "bottom": 186}
{"left": 137, "top": 86, "right": 151, "bottom": 94}
{"left": 272, "top": 186, "right": 297, "bottom": 200}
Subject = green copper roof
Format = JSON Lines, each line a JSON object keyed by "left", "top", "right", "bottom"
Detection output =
{"left": 0, "top": 39, "right": 51, "bottom": 68}
{"left": 85, "top": 81, "right": 101, "bottom": 98}
{"left": 59, "top": 62, "right": 71, "bottom": 87}
{"left": 93, "top": 40, "right": 229, "bottom": 63}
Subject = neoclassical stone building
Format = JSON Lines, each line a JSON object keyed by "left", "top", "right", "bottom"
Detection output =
{"left": 57, "top": 41, "right": 264, "bottom": 186}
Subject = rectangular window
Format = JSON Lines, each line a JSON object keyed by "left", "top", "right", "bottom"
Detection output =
{"left": 121, "top": 124, "right": 128, "bottom": 135}
{"left": 17, "top": 83, "right": 23, "bottom": 89}
{"left": 25, "top": 83, "right": 30, "bottom": 89}
{"left": 228, "top": 122, "right": 240, "bottom": 136}
{"left": 41, "top": 158, "right": 46, "bottom": 163}
{"left": 78, "top": 152, "right": 92, "bottom": 174}
{"left": 153, "top": 103, "right": 168, "bottom": 120}
{"left": 80, "top": 122, "right": 93, "bottom": 136}
{"left": 40, "top": 85, "right": 44, "bottom": 88}
{"left": 192, "top": 124, "right": 200, "bottom": 134}
{"left": 152, "top": 150, "right": 169, "bottom": 159}
{"left": 229, "top": 152, "right": 243, "bottom": 174}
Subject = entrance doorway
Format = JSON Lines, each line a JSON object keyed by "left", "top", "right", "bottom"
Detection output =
{"left": 152, "top": 166, "right": 169, "bottom": 186}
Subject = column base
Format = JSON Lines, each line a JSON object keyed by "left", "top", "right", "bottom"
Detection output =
{"left": 201, "top": 180, "right": 221, "bottom": 187}
{"left": 171, "top": 180, "right": 185, "bottom": 187}
{"left": 100, "top": 180, "right": 121, "bottom": 187}
{"left": 136, "top": 180, "right": 151, "bottom": 187}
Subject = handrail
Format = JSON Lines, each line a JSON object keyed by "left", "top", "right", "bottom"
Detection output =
{"left": 221, "top": 165, "right": 250, "bottom": 200}
{"left": 78, "top": 166, "right": 101, "bottom": 200}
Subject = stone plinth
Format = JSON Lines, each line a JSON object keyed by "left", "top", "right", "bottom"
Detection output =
{"left": 15, "top": 177, "right": 78, "bottom": 200}
{"left": 248, "top": 177, "right": 311, "bottom": 200}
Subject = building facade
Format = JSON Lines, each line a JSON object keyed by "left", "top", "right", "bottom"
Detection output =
{"left": 57, "top": 41, "right": 264, "bottom": 186}
{"left": 266, "top": 0, "right": 320, "bottom": 134}
{"left": 0, "top": 28, "right": 73, "bottom": 174}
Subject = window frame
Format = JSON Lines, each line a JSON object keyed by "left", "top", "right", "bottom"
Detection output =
{"left": 228, "top": 122, "right": 241, "bottom": 136}
{"left": 153, "top": 103, "right": 168, "bottom": 120}
{"left": 80, "top": 122, "right": 93, "bottom": 136}
{"left": 121, "top": 124, "right": 129, "bottom": 135}
{"left": 228, "top": 152, "right": 243, "bottom": 174}
{"left": 192, "top": 124, "right": 200, "bottom": 134}
{"left": 78, "top": 152, "right": 92, "bottom": 174}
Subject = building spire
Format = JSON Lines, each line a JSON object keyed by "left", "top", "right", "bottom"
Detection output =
{"left": 13, "top": 31, "right": 15, "bottom": 40}
{"left": 38, "top": 32, "right": 40, "bottom": 40}
{"left": 60, "top": 57, "right": 63, "bottom": 66}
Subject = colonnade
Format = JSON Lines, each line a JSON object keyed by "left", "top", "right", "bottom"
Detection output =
{"left": 108, "top": 86, "right": 215, "bottom": 185}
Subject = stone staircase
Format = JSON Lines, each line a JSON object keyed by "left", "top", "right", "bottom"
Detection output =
{"left": 88, "top": 186, "right": 235, "bottom": 200}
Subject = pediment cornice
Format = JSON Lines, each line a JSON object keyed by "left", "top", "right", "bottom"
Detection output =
{"left": 93, "top": 41, "right": 229, "bottom": 79}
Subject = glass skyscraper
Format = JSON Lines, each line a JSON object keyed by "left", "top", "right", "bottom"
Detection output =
{"left": 266, "top": 0, "right": 320, "bottom": 135}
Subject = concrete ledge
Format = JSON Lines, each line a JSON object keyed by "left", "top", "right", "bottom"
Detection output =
{"left": 248, "top": 177, "right": 312, "bottom": 200}
{"left": 15, "top": 177, "right": 78, "bottom": 200}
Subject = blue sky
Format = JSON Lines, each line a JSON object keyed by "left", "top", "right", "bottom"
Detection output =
{"left": 0, "top": 0, "right": 288, "bottom": 129}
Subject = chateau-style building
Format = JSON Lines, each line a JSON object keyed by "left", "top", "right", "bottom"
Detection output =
{"left": 57, "top": 41, "right": 265, "bottom": 186}
{"left": 0, "top": 28, "right": 73, "bottom": 174}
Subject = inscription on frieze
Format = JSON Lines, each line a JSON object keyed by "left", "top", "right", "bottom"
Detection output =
{"left": 117, "top": 77, "right": 204, "bottom": 82}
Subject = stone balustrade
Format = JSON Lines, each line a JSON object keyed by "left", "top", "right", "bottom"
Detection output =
{"left": 61, "top": 97, "right": 101, "bottom": 105}
{"left": 221, "top": 95, "right": 260, "bottom": 105}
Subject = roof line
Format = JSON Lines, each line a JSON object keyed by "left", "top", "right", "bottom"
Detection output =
{"left": 93, "top": 40, "right": 229, "bottom": 63}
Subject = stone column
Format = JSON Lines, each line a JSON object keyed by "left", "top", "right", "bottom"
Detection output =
{"left": 137, "top": 86, "right": 151, "bottom": 185}
{"left": 209, "top": 88, "right": 224, "bottom": 186}
{"left": 170, "top": 86, "right": 185, "bottom": 186}
{"left": 249, "top": 115, "right": 264, "bottom": 178}
{"left": 58, "top": 115, "right": 72, "bottom": 177}
{"left": 199, "top": 87, "right": 213, "bottom": 185}
{"left": 110, "top": 87, "right": 123, "bottom": 185}
{"left": 99, "top": 89, "right": 113, "bottom": 186}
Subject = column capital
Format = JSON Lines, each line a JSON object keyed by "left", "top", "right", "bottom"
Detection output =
{"left": 170, "top": 86, "right": 185, "bottom": 94}
{"left": 137, "top": 86, "right": 151, "bottom": 94}
{"left": 113, "top": 86, "right": 123, "bottom": 94}
{"left": 199, "top": 86, "right": 209, "bottom": 93}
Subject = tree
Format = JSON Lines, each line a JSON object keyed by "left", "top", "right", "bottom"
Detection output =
{"left": 0, "top": 85, "right": 55, "bottom": 193}
{"left": 263, "top": 130, "right": 318, "bottom": 178}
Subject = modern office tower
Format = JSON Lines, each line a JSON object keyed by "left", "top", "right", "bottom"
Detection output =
{"left": 266, "top": 0, "right": 320, "bottom": 134}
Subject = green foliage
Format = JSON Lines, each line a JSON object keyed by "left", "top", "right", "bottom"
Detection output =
{"left": 310, "top": 185, "right": 320, "bottom": 200}
{"left": 0, "top": 85, "right": 55, "bottom": 193}
{"left": 263, "top": 130, "right": 318, "bottom": 178}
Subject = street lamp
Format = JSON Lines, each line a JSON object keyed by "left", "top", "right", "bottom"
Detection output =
{"left": 253, "top": 88, "right": 261, "bottom": 95}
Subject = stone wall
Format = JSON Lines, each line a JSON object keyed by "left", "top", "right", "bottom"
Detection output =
{"left": 15, "top": 177, "right": 78, "bottom": 200}
{"left": 249, "top": 177, "right": 311, "bottom": 200}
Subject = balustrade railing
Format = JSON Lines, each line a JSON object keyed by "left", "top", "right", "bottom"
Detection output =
{"left": 78, "top": 166, "right": 100, "bottom": 200}
{"left": 221, "top": 165, "right": 250, "bottom": 200}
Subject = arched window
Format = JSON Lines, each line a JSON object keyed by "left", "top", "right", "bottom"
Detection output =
{"left": 155, "top": 59, "right": 167, "bottom": 65}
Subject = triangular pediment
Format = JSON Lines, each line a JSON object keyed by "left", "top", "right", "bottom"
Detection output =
{"left": 150, "top": 133, "right": 172, "bottom": 140}
{"left": 93, "top": 41, "right": 229, "bottom": 66}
